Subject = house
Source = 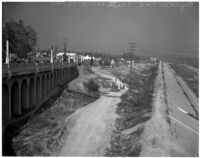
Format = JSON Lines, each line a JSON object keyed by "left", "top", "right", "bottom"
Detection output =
{"left": 150, "top": 57, "right": 157, "bottom": 62}
{"left": 83, "top": 55, "right": 91, "bottom": 60}
{"left": 66, "top": 52, "right": 77, "bottom": 63}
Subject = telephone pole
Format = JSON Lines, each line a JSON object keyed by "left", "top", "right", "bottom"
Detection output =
{"left": 128, "top": 42, "right": 135, "bottom": 73}
{"left": 63, "top": 38, "right": 67, "bottom": 53}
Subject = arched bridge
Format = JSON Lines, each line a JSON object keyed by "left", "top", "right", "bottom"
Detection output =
{"left": 2, "top": 62, "right": 78, "bottom": 121}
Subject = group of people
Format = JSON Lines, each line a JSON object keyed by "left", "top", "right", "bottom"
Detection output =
{"left": 115, "top": 78, "right": 125, "bottom": 90}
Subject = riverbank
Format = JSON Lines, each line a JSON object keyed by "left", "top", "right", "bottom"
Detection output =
{"left": 105, "top": 63, "right": 158, "bottom": 156}
{"left": 9, "top": 65, "right": 97, "bottom": 156}
{"left": 12, "top": 90, "right": 96, "bottom": 156}
{"left": 57, "top": 67, "right": 127, "bottom": 156}
{"left": 3, "top": 85, "right": 66, "bottom": 156}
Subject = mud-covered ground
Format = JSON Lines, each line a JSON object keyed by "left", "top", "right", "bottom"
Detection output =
{"left": 104, "top": 63, "right": 158, "bottom": 156}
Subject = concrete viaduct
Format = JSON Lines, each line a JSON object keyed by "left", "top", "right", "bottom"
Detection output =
{"left": 2, "top": 62, "right": 78, "bottom": 121}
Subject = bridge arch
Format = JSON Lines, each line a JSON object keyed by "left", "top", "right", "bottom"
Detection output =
{"left": 57, "top": 71, "right": 60, "bottom": 83}
{"left": 66, "top": 68, "right": 69, "bottom": 80}
{"left": 50, "top": 73, "right": 53, "bottom": 90}
{"left": 2, "top": 63, "right": 79, "bottom": 123}
{"left": 21, "top": 79, "right": 29, "bottom": 110}
{"left": 61, "top": 70, "right": 63, "bottom": 81}
{"left": 3, "top": 83, "right": 9, "bottom": 119}
{"left": 56, "top": 71, "right": 59, "bottom": 86}
{"left": 29, "top": 78, "right": 34, "bottom": 107}
{"left": 67, "top": 68, "right": 69, "bottom": 80}
{"left": 64, "top": 69, "right": 66, "bottom": 81}
{"left": 54, "top": 72, "right": 57, "bottom": 88}
{"left": 11, "top": 81, "right": 21, "bottom": 116}
{"left": 46, "top": 73, "right": 50, "bottom": 94}
{"left": 36, "top": 76, "right": 41, "bottom": 102}
{"left": 62, "top": 70, "right": 65, "bottom": 82}
{"left": 69, "top": 68, "right": 71, "bottom": 78}
{"left": 41, "top": 75, "right": 45, "bottom": 97}
{"left": 60, "top": 70, "right": 62, "bottom": 82}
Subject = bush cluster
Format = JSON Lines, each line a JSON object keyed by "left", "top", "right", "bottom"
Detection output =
{"left": 84, "top": 79, "right": 99, "bottom": 92}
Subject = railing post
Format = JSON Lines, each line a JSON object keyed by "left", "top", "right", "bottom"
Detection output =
{"left": 5, "top": 40, "right": 12, "bottom": 79}
{"left": 51, "top": 45, "right": 54, "bottom": 71}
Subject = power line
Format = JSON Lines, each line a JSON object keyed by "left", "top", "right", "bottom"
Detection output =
{"left": 67, "top": 41, "right": 193, "bottom": 56}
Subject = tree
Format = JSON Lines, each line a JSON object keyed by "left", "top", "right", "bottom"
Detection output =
{"left": 2, "top": 19, "right": 37, "bottom": 60}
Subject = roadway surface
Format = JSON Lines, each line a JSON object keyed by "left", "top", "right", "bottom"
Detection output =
{"left": 2, "top": 62, "right": 76, "bottom": 77}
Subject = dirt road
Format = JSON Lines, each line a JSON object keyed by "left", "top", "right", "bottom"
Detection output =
{"left": 58, "top": 68, "right": 127, "bottom": 156}
{"left": 140, "top": 61, "right": 198, "bottom": 157}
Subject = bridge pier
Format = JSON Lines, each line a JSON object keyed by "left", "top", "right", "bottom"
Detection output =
{"left": 3, "top": 63, "right": 79, "bottom": 122}
{"left": 2, "top": 83, "right": 11, "bottom": 120}
{"left": 11, "top": 81, "right": 21, "bottom": 116}
{"left": 36, "top": 76, "right": 41, "bottom": 103}
{"left": 21, "top": 79, "right": 29, "bottom": 110}
{"left": 29, "top": 78, "right": 35, "bottom": 108}
{"left": 41, "top": 75, "right": 46, "bottom": 98}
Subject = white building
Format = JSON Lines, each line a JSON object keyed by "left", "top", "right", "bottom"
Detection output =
{"left": 83, "top": 55, "right": 91, "bottom": 60}
{"left": 150, "top": 57, "right": 157, "bottom": 62}
{"left": 66, "top": 52, "right": 77, "bottom": 63}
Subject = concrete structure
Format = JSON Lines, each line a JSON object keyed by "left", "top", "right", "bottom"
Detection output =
{"left": 66, "top": 53, "right": 76, "bottom": 63}
{"left": 83, "top": 55, "right": 91, "bottom": 60}
{"left": 2, "top": 62, "right": 78, "bottom": 121}
{"left": 150, "top": 57, "right": 157, "bottom": 62}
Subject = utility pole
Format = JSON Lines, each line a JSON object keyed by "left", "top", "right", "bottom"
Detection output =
{"left": 128, "top": 42, "right": 135, "bottom": 73}
{"left": 6, "top": 39, "right": 12, "bottom": 78}
{"left": 51, "top": 45, "right": 54, "bottom": 64}
{"left": 5, "top": 40, "right": 10, "bottom": 64}
{"left": 50, "top": 45, "right": 54, "bottom": 70}
{"left": 63, "top": 38, "right": 67, "bottom": 62}
{"left": 63, "top": 38, "right": 67, "bottom": 53}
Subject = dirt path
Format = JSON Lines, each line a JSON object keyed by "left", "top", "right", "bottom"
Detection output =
{"left": 58, "top": 68, "right": 127, "bottom": 156}
{"left": 140, "top": 61, "right": 171, "bottom": 156}
{"left": 140, "top": 61, "right": 198, "bottom": 157}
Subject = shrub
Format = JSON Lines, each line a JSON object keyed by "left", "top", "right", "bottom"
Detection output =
{"left": 84, "top": 79, "right": 99, "bottom": 92}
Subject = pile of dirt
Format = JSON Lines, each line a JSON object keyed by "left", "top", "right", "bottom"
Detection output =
{"left": 12, "top": 90, "right": 96, "bottom": 156}
{"left": 105, "top": 63, "right": 158, "bottom": 156}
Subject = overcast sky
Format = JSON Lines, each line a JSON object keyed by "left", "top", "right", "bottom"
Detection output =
{"left": 2, "top": 2, "right": 199, "bottom": 57}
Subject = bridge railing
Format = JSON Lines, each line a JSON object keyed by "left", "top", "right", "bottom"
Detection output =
{"left": 2, "top": 62, "right": 76, "bottom": 77}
